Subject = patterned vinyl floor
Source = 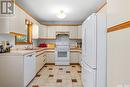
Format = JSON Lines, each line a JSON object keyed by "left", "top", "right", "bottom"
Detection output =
{"left": 28, "top": 65, "right": 83, "bottom": 87}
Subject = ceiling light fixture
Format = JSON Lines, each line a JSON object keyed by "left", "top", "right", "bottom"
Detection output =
{"left": 57, "top": 10, "right": 66, "bottom": 19}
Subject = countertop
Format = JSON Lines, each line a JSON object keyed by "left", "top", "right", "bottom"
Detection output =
{"left": 0, "top": 47, "right": 82, "bottom": 56}
{"left": 0, "top": 48, "right": 46, "bottom": 56}
{"left": 0, "top": 50, "right": 36, "bottom": 56}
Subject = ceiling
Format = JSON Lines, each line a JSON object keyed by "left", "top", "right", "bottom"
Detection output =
{"left": 16, "top": 0, "right": 106, "bottom": 25}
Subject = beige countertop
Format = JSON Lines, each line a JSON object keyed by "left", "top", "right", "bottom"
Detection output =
{"left": 0, "top": 47, "right": 82, "bottom": 56}
{"left": 0, "top": 48, "right": 45, "bottom": 56}
{"left": 0, "top": 50, "right": 36, "bottom": 56}
{"left": 36, "top": 47, "right": 82, "bottom": 53}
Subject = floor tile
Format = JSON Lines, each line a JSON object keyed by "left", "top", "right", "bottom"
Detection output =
{"left": 36, "top": 74, "right": 41, "bottom": 77}
{"left": 66, "top": 71, "right": 70, "bottom": 73}
{"left": 48, "top": 68, "right": 53, "bottom": 70}
{"left": 72, "top": 79, "right": 77, "bottom": 82}
{"left": 57, "top": 79, "right": 62, "bottom": 83}
{"left": 28, "top": 65, "right": 83, "bottom": 87}
{"left": 77, "top": 71, "right": 81, "bottom": 73}
{"left": 49, "top": 74, "right": 54, "bottom": 77}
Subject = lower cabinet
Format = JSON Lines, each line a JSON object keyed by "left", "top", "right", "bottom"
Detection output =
{"left": 0, "top": 53, "right": 36, "bottom": 87}
{"left": 79, "top": 52, "right": 82, "bottom": 65}
{"left": 46, "top": 52, "right": 55, "bottom": 63}
{"left": 35, "top": 51, "right": 55, "bottom": 73}
{"left": 36, "top": 51, "right": 47, "bottom": 73}
{"left": 70, "top": 52, "right": 79, "bottom": 63}
{"left": 70, "top": 52, "right": 81, "bottom": 63}
{"left": 24, "top": 53, "right": 36, "bottom": 87}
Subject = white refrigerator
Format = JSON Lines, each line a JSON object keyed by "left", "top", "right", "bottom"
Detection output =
{"left": 81, "top": 13, "right": 107, "bottom": 87}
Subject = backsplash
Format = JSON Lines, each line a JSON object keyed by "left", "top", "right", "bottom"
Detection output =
{"left": 0, "top": 34, "right": 38, "bottom": 49}
{"left": 0, "top": 34, "right": 81, "bottom": 48}
{"left": 0, "top": 34, "right": 15, "bottom": 46}
{"left": 38, "top": 40, "right": 56, "bottom": 44}
{"left": 38, "top": 39, "right": 81, "bottom": 48}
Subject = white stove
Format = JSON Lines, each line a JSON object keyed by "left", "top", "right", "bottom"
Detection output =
{"left": 55, "top": 45, "right": 70, "bottom": 65}
{"left": 55, "top": 34, "right": 70, "bottom": 65}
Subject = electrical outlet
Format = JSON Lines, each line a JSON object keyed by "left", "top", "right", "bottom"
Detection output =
{"left": 124, "top": 84, "right": 130, "bottom": 87}
{"left": 117, "top": 84, "right": 123, "bottom": 87}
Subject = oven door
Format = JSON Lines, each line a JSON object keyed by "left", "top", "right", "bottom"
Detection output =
{"left": 55, "top": 50, "right": 70, "bottom": 65}
{"left": 58, "top": 51, "right": 68, "bottom": 58}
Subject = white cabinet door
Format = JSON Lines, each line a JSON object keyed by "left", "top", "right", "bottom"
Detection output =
{"left": 78, "top": 26, "right": 82, "bottom": 39}
{"left": 46, "top": 52, "right": 55, "bottom": 63}
{"left": 78, "top": 53, "right": 82, "bottom": 65}
{"left": 70, "top": 52, "right": 79, "bottom": 63}
{"left": 56, "top": 26, "right": 69, "bottom": 32}
{"left": 36, "top": 54, "right": 42, "bottom": 72}
{"left": 9, "top": 16, "right": 16, "bottom": 33}
{"left": 0, "top": 15, "right": 16, "bottom": 34}
{"left": 39, "top": 25, "right": 48, "bottom": 38}
{"left": 47, "top": 26, "right": 79, "bottom": 39}
{"left": 24, "top": 53, "right": 36, "bottom": 87}
{"left": 43, "top": 53, "right": 47, "bottom": 65}
{"left": 0, "top": 18, "right": 10, "bottom": 33}
{"left": 69, "top": 26, "right": 78, "bottom": 39}
{"left": 55, "top": 26, "right": 63, "bottom": 32}
{"left": 36, "top": 51, "right": 47, "bottom": 73}
{"left": 15, "top": 6, "right": 26, "bottom": 34}
{"left": 32, "top": 24, "right": 39, "bottom": 39}
{"left": 47, "top": 26, "right": 56, "bottom": 38}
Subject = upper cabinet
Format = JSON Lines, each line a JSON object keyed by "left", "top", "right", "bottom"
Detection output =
{"left": 69, "top": 26, "right": 78, "bottom": 39}
{"left": 78, "top": 25, "right": 82, "bottom": 39}
{"left": 0, "top": 5, "right": 40, "bottom": 36}
{"left": 39, "top": 25, "right": 48, "bottom": 38}
{"left": 47, "top": 26, "right": 56, "bottom": 39}
{"left": 0, "top": 6, "right": 26, "bottom": 35}
{"left": 15, "top": 6, "right": 27, "bottom": 34}
{"left": 0, "top": 18, "right": 10, "bottom": 33}
{"left": 32, "top": 24, "right": 39, "bottom": 39}
{"left": 38, "top": 26, "right": 81, "bottom": 39}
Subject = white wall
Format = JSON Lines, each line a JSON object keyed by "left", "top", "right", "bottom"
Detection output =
{"left": 0, "top": 34, "right": 37, "bottom": 48}
{"left": 107, "top": 0, "right": 130, "bottom": 87}
{"left": 107, "top": 28, "right": 130, "bottom": 87}
{"left": 97, "top": 5, "right": 107, "bottom": 15}
{"left": 107, "top": 0, "right": 130, "bottom": 27}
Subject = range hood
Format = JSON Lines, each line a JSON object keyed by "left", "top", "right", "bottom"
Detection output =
{"left": 56, "top": 32, "right": 69, "bottom": 36}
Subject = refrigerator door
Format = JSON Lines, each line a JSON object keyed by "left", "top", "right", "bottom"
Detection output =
{"left": 82, "top": 21, "right": 87, "bottom": 63}
{"left": 82, "top": 62, "right": 96, "bottom": 87}
{"left": 84, "top": 13, "right": 97, "bottom": 68}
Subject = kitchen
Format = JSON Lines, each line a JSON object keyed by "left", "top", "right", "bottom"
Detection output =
{"left": 0, "top": 0, "right": 130, "bottom": 87}
{"left": 0, "top": 0, "right": 106, "bottom": 87}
